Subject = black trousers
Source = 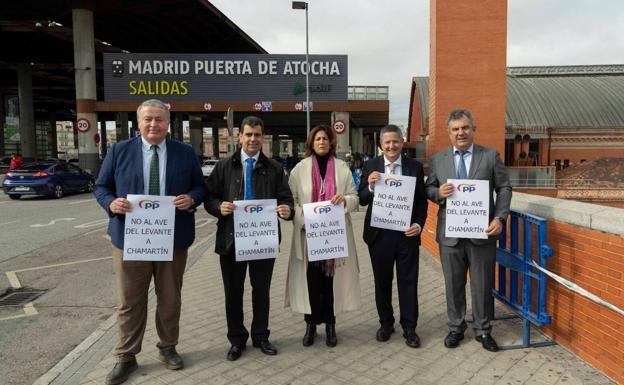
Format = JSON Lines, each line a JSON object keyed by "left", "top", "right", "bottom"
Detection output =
{"left": 304, "top": 261, "right": 335, "bottom": 325}
{"left": 219, "top": 253, "right": 275, "bottom": 346}
{"left": 368, "top": 229, "right": 420, "bottom": 330}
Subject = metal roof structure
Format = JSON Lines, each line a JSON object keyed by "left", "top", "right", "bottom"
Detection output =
{"left": 410, "top": 65, "right": 624, "bottom": 132}
{"left": 0, "top": 0, "right": 267, "bottom": 120}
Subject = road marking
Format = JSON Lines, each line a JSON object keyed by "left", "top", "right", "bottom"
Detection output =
{"left": 69, "top": 198, "right": 96, "bottom": 205}
{"left": 189, "top": 235, "right": 211, "bottom": 253}
{"left": 2, "top": 256, "right": 112, "bottom": 322}
{"left": 195, "top": 218, "right": 215, "bottom": 228}
{"left": 74, "top": 218, "right": 109, "bottom": 228}
{"left": 0, "top": 220, "right": 19, "bottom": 227}
{"left": 30, "top": 218, "right": 76, "bottom": 228}
{"left": 82, "top": 226, "right": 108, "bottom": 236}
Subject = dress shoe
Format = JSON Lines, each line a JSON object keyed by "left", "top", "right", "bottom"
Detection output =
{"left": 252, "top": 340, "right": 278, "bottom": 355}
{"left": 158, "top": 347, "right": 184, "bottom": 370}
{"left": 402, "top": 330, "right": 421, "bottom": 348}
{"left": 106, "top": 358, "right": 137, "bottom": 385}
{"left": 475, "top": 333, "right": 499, "bottom": 352}
{"left": 325, "top": 324, "right": 337, "bottom": 347}
{"left": 226, "top": 345, "right": 245, "bottom": 361}
{"left": 376, "top": 326, "right": 395, "bottom": 342}
{"left": 444, "top": 331, "right": 464, "bottom": 348}
{"left": 303, "top": 323, "right": 317, "bottom": 347}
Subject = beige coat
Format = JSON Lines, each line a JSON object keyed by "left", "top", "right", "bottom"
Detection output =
{"left": 284, "top": 156, "right": 361, "bottom": 315}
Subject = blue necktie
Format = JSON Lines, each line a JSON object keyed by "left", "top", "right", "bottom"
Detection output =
{"left": 245, "top": 157, "right": 255, "bottom": 200}
{"left": 457, "top": 150, "right": 469, "bottom": 179}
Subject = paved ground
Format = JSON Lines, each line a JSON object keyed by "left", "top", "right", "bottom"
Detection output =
{"left": 37, "top": 211, "right": 618, "bottom": 385}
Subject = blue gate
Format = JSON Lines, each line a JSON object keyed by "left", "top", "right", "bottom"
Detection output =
{"left": 494, "top": 210, "right": 556, "bottom": 349}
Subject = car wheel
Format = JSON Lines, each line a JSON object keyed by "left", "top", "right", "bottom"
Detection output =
{"left": 53, "top": 184, "right": 64, "bottom": 199}
{"left": 85, "top": 180, "right": 95, "bottom": 193}
{"left": 9, "top": 194, "right": 20, "bottom": 200}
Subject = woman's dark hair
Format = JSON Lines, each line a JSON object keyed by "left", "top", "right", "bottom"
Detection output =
{"left": 305, "top": 124, "right": 337, "bottom": 157}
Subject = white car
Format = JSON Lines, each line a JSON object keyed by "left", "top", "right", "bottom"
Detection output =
{"left": 201, "top": 159, "right": 218, "bottom": 177}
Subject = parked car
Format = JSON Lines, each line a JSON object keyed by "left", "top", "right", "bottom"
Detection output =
{"left": 201, "top": 159, "right": 218, "bottom": 177}
{"left": 2, "top": 161, "right": 95, "bottom": 199}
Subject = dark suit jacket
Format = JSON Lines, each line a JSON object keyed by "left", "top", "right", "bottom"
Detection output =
{"left": 358, "top": 155, "right": 427, "bottom": 247}
{"left": 94, "top": 137, "right": 205, "bottom": 250}
{"left": 425, "top": 144, "right": 512, "bottom": 247}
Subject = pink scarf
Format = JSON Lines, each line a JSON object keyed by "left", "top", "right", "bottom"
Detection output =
{"left": 311, "top": 155, "right": 337, "bottom": 276}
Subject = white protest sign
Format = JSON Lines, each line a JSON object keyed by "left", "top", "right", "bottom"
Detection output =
{"left": 123, "top": 194, "right": 176, "bottom": 261}
{"left": 303, "top": 200, "right": 348, "bottom": 262}
{"left": 445, "top": 179, "right": 490, "bottom": 239}
{"left": 233, "top": 199, "right": 279, "bottom": 261}
{"left": 371, "top": 173, "right": 416, "bottom": 231}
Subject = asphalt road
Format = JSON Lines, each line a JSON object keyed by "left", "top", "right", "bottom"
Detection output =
{"left": 0, "top": 191, "right": 216, "bottom": 385}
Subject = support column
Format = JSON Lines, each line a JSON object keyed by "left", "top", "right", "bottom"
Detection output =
{"left": 48, "top": 111, "right": 58, "bottom": 158}
{"left": 72, "top": 7, "right": 100, "bottom": 175}
{"left": 99, "top": 116, "right": 107, "bottom": 158}
{"left": 115, "top": 112, "right": 129, "bottom": 141}
{"left": 351, "top": 126, "right": 363, "bottom": 154}
{"left": 0, "top": 93, "right": 5, "bottom": 157}
{"left": 188, "top": 115, "right": 203, "bottom": 161}
{"left": 17, "top": 63, "right": 36, "bottom": 161}
{"left": 172, "top": 112, "right": 184, "bottom": 142}
{"left": 272, "top": 135, "right": 280, "bottom": 158}
{"left": 331, "top": 111, "right": 350, "bottom": 160}
{"left": 427, "top": 0, "right": 507, "bottom": 159}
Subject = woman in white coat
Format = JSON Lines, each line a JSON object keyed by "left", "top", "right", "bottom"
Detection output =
{"left": 285, "top": 124, "right": 361, "bottom": 347}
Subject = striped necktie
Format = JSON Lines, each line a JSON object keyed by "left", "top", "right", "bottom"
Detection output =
{"left": 388, "top": 162, "right": 397, "bottom": 175}
{"left": 245, "top": 157, "right": 255, "bottom": 200}
{"left": 149, "top": 145, "right": 160, "bottom": 195}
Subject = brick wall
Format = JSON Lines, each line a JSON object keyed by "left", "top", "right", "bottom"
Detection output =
{"left": 421, "top": 194, "right": 624, "bottom": 384}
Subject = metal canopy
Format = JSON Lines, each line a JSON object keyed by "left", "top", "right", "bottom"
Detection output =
{"left": 0, "top": 0, "right": 267, "bottom": 120}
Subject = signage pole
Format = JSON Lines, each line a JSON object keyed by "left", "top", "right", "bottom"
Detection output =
{"left": 305, "top": 3, "right": 310, "bottom": 139}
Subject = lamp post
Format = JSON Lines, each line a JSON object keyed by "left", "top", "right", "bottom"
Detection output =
{"left": 292, "top": 1, "right": 310, "bottom": 138}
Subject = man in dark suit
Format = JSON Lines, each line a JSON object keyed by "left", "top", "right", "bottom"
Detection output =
{"left": 425, "top": 109, "right": 512, "bottom": 352}
{"left": 358, "top": 124, "right": 427, "bottom": 348}
{"left": 95, "top": 99, "right": 204, "bottom": 384}
{"left": 204, "top": 116, "right": 294, "bottom": 361}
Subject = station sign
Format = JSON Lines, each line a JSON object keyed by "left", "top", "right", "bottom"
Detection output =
{"left": 103, "top": 53, "right": 348, "bottom": 103}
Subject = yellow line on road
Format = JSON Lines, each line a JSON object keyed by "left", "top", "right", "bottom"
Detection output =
{"left": 23, "top": 302, "right": 38, "bottom": 315}
{"left": 5, "top": 271, "right": 21, "bottom": 288}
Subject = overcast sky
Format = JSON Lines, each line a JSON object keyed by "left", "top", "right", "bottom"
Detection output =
{"left": 210, "top": 0, "right": 624, "bottom": 127}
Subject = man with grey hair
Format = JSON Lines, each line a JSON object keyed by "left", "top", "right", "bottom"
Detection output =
{"left": 425, "top": 109, "right": 511, "bottom": 352}
{"left": 95, "top": 99, "right": 204, "bottom": 384}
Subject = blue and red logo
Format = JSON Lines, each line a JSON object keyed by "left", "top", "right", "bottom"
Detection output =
{"left": 138, "top": 199, "right": 160, "bottom": 209}
{"left": 244, "top": 204, "right": 264, "bottom": 213}
{"left": 457, "top": 184, "right": 477, "bottom": 193}
{"left": 313, "top": 204, "right": 332, "bottom": 214}
{"left": 384, "top": 178, "right": 403, "bottom": 187}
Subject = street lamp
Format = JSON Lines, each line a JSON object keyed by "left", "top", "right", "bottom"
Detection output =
{"left": 292, "top": 1, "right": 310, "bottom": 138}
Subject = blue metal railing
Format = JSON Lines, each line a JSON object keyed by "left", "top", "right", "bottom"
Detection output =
{"left": 494, "top": 210, "right": 556, "bottom": 349}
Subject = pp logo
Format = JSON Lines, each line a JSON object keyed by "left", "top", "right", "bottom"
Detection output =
{"left": 384, "top": 178, "right": 403, "bottom": 187}
{"left": 457, "top": 184, "right": 477, "bottom": 193}
{"left": 244, "top": 204, "right": 264, "bottom": 213}
{"left": 111, "top": 60, "right": 124, "bottom": 77}
{"left": 313, "top": 205, "right": 332, "bottom": 214}
{"left": 138, "top": 200, "right": 160, "bottom": 209}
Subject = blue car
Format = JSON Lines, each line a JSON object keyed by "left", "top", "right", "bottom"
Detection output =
{"left": 2, "top": 161, "right": 95, "bottom": 200}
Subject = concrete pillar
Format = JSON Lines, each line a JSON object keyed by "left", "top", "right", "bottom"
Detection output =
{"left": 116, "top": 112, "right": 129, "bottom": 141}
{"left": 188, "top": 115, "right": 203, "bottom": 160}
{"left": 48, "top": 111, "right": 58, "bottom": 158}
{"left": 352, "top": 126, "right": 364, "bottom": 154}
{"left": 72, "top": 7, "right": 100, "bottom": 175}
{"left": 427, "top": 0, "right": 507, "bottom": 160}
{"left": 272, "top": 135, "right": 280, "bottom": 158}
{"left": 331, "top": 111, "right": 350, "bottom": 160}
{"left": 17, "top": 63, "right": 36, "bottom": 160}
{"left": 99, "top": 116, "right": 107, "bottom": 158}
{"left": 173, "top": 112, "right": 184, "bottom": 142}
{"left": 212, "top": 126, "right": 220, "bottom": 159}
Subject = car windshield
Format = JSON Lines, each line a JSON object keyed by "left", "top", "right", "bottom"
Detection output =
{"left": 14, "top": 163, "right": 52, "bottom": 171}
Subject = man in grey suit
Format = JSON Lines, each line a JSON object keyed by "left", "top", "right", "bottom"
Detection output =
{"left": 425, "top": 109, "right": 511, "bottom": 352}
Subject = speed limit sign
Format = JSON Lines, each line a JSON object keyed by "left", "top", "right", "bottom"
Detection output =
{"left": 333, "top": 119, "right": 346, "bottom": 134}
{"left": 76, "top": 118, "right": 91, "bottom": 133}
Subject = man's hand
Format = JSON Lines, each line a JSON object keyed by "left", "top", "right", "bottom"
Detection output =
{"left": 276, "top": 204, "right": 291, "bottom": 219}
{"left": 368, "top": 171, "right": 381, "bottom": 190}
{"left": 330, "top": 194, "right": 345, "bottom": 206}
{"left": 404, "top": 223, "right": 422, "bottom": 237}
{"left": 485, "top": 218, "right": 503, "bottom": 236}
{"left": 438, "top": 182, "right": 455, "bottom": 199}
{"left": 173, "top": 194, "right": 194, "bottom": 210}
{"left": 109, "top": 197, "right": 131, "bottom": 214}
{"left": 220, "top": 201, "right": 235, "bottom": 216}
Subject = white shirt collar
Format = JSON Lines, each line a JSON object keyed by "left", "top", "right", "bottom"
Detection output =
{"left": 384, "top": 155, "right": 402, "bottom": 167}
{"left": 241, "top": 149, "right": 260, "bottom": 164}
{"left": 453, "top": 144, "right": 474, "bottom": 154}
{"left": 141, "top": 136, "right": 166, "bottom": 150}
